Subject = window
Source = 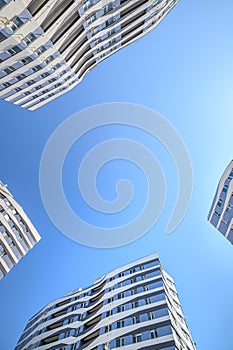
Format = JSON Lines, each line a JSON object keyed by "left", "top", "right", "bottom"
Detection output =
{"left": 104, "top": 324, "right": 112, "bottom": 333}
{"left": 41, "top": 72, "right": 50, "bottom": 78}
{"left": 27, "top": 80, "right": 35, "bottom": 86}
{"left": 0, "top": 32, "right": 6, "bottom": 42}
{"left": 24, "top": 32, "right": 37, "bottom": 45}
{"left": 117, "top": 305, "right": 124, "bottom": 313}
{"left": 116, "top": 319, "right": 124, "bottom": 328}
{"left": 133, "top": 333, "right": 142, "bottom": 343}
{"left": 11, "top": 16, "right": 24, "bottom": 31}
{"left": 222, "top": 217, "right": 229, "bottom": 225}
{"left": 0, "top": 0, "right": 6, "bottom": 10}
{"left": 157, "top": 324, "right": 172, "bottom": 336}
{"left": 2, "top": 82, "right": 10, "bottom": 87}
{"left": 132, "top": 315, "right": 140, "bottom": 324}
{"left": 131, "top": 288, "right": 138, "bottom": 295}
{"left": 132, "top": 301, "right": 139, "bottom": 308}
{"left": 16, "top": 74, "right": 26, "bottom": 81}
{"left": 103, "top": 3, "right": 113, "bottom": 14}
{"left": 83, "top": 0, "right": 94, "bottom": 11}
{"left": 145, "top": 297, "right": 151, "bottom": 305}
{"left": 35, "top": 45, "right": 47, "bottom": 55}
{"left": 48, "top": 78, "right": 56, "bottom": 84}
{"left": 3, "top": 66, "right": 16, "bottom": 74}
{"left": 7, "top": 45, "right": 21, "bottom": 55}
{"left": 148, "top": 311, "right": 155, "bottom": 320}
{"left": 151, "top": 329, "right": 158, "bottom": 339}
{"left": 105, "top": 310, "right": 113, "bottom": 317}
{"left": 32, "top": 65, "right": 43, "bottom": 72}
{"left": 108, "top": 15, "right": 117, "bottom": 25}
{"left": 117, "top": 292, "right": 124, "bottom": 299}
{"left": 22, "top": 56, "right": 33, "bottom": 65}
{"left": 223, "top": 185, "right": 229, "bottom": 193}
{"left": 227, "top": 228, "right": 233, "bottom": 243}
{"left": 116, "top": 337, "right": 124, "bottom": 347}
{"left": 155, "top": 307, "right": 169, "bottom": 318}
{"left": 45, "top": 55, "right": 54, "bottom": 64}
{"left": 86, "top": 13, "right": 97, "bottom": 25}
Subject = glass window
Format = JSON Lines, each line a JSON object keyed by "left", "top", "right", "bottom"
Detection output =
{"left": 227, "top": 228, "right": 233, "bottom": 244}
{"left": 116, "top": 337, "right": 124, "bottom": 347}
{"left": 24, "top": 32, "right": 37, "bottom": 45}
{"left": 151, "top": 292, "right": 166, "bottom": 303}
{"left": 0, "top": 0, "right": 6, "bottom": 10}
{"left": 116, "top": 319, "right": 124, "bottom": 328}
{"left": 133, "top": 333, "right": 142, "bottom": 343}
{"left": 148, "top": 311, "right": 155, "bottom": 320}
{"left": 8, "top": 45, "right": 21, "bottom": 55}
{"left": 117, "top": 305, "right": 124, "bottom": 313}
{"left": 155, "top": 307, "right": 169, "bottom": 318}
{"left": 0, "top": 32, "right": 6, "bottom": 42}
{"left": 4, "top": 66, "right": 16, "bottom": 74}
{"left": 157, "top": 324, "right": 172, "bottom": 337}
{"left": 11, "top": 16, "right": 24, "bottom": 31}
{"left": 22, "top": 56, "right": 33, "bottom": 65}
{"left": 132, "top": 300, "right": 139, "bottom": 308}
{"left": 103, "top": 3, "right": 113, "bottom": 13}
{"left": 132, "top": 315, "right": 140, "bottom": 324}
{"left": 151, "top": 329, "right": 158, "bottom": 339}
{"left": 144, "top": 260, "right": 159, "bottom": 269}
{"left": 146, "top": 269, "right": 161, "bottom": 279}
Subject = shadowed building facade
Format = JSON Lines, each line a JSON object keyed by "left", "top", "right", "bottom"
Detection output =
{"left": 208, "top": 160, "right": 233, "bottom": 244}
{"left": 0, "top": 181, "right": 41, "bottom": 279}
{"left": 0, "top": 0, "right": 179, "bottom": 110}
{"left": 15, "top": 253, "right": 196, "bottom": 350}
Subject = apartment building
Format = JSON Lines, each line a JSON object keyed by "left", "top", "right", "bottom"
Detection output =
{"left": 0, "top": 0, "right": 179, "bottom": 110}
{"left": 15, "top": 253, "right": 196, "bottom": 350}
{"left": 0, "top": 180, "right": 41, "bottom": 279}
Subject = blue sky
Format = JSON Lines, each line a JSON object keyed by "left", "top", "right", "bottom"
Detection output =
{"left": 1, "top": 0, "right": 233, "bottom": 349}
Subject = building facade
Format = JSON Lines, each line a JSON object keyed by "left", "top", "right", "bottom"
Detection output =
{"left": 208, "top": 160, "right": 233, "bottom": 244}
{"left": 15, "top": 253, "right": 196, "bottom": 350}
{"left": 0, "top": 0, "right": 179, "bottom": 110}
{"left": 0, "top": 181, "right": 41, "bottom": 279}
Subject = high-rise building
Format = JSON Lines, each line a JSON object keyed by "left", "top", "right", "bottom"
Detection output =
{"left": 0, "top": 0, "right": 179, "bottom": 110}
{"left": 15, "top": 253, "right": 196, "bottom": 350}
{"left": 208, "top": 160, "right": 233, "bottom": 244}
{"left": 0, "top": 181, "right": 41, "bottom": 279}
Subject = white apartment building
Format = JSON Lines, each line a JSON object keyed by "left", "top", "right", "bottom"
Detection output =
{"left": 208, "top": 160, "right": 233, "bottom": 244}
{"left": 0, "top": 0, "right": 179, "bottom": 110}
{"left": 15, "top": 253, "right": 196, "bottom": 350}
{"left": 0, "top": 180, "right": 41, "bottom": 279}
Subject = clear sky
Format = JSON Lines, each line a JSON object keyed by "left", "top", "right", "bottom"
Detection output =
{"left": 1, "top": 0, "right": 233, "bottom": 349}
